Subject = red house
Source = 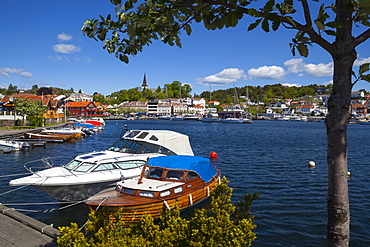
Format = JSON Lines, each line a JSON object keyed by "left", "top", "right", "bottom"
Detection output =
{"left": 67, "top": 101, "right": 97, "bottom": 117}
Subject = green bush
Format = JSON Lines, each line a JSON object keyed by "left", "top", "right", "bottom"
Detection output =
{"left": 26, "top": 116, "right": 45, "bottom": 126}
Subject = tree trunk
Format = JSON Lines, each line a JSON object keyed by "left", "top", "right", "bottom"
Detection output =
{"left": 326, "top": 38, "right": 355, "bottom": 247}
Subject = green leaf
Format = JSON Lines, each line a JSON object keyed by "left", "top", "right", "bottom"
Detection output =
{"left": 119, "top": 54, "right": 129, "bottom": 64}
{"left": 272, "top": 19, "right": 280, "bottom": 31}
{"left": 360, "top": 74, "right": 370, "bottom": 82}
{"left": 262, "top": 19, "right": 270, "bottom": 32}
{"left": 359, "top": 63, "right": 370, "bottom": 74}
{"left": 315, "top": 20, "right": 325, "bottom": 30}
{"left": 247, "top": 19, "right": 261, "bottom": 31}
{"left": 264, "top": 0, "right": 275, "bottom": 13}
{"left": 297, "top": 43, "right": 309, "bottom": 57}
{"left": 185, "top": 24, "right": 192, "bottom": 36}
{"left": 324, "top": 30, "right": 337, "bottom": 36}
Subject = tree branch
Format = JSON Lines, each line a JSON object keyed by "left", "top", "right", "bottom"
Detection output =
{"left": 354, "top": 28, "right": 370, "bottom": 47}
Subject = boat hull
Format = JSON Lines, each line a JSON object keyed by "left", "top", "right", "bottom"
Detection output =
{"left": 33, "top": 180, "right": 118, "bottom": 202}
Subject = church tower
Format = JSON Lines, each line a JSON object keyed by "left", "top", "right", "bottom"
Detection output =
{"left": 142, "top": 73, "right": 148, "bottom": 91}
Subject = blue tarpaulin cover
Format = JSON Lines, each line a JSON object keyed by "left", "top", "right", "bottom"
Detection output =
{"left": 75, "top": 123, "right": 95, "bottom": 128}
{"left": 148, "top": 155, "right": 218, "bottom": 182}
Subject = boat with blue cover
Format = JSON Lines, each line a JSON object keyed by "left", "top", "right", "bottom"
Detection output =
{"left": 85, "top": 155, "right": 221, "bottom": 225}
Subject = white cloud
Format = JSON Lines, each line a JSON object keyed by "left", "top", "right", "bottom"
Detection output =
{"left": 354, "top": 57, "right": 370, "bottom": 66}
{"left": 49, "top": 55, "right": 69, "bottom": 61}
{"left": 75, "top": 57, "right": 92, "bottom": 63}
{"left": 57, "top": 32, "right": 73, "bottom": 42}
{"left": 248, "top": 65, "right": 287, "bottom": 80}
{"left": 281, "top": 83, "right": 302, "bottom": 87}
{"left": 52, "top": 44, "right": 81, "bottom": 54}
{"left": 284, "top": 58, "right": 306, "bottom": 73}
{"left": 322, "top": 80, "right": 333, "bottom": 86}
{"left": 284, "top": 58, "right": 333, "bottom": 77}
{"left": 0, "top": 68, "right": 34, "bottom": 78}
{"left": 305, "top": 62, "right": 333, "bottom": 77}
{"left": 196, "top": 68, "right": 246, "bottom": 86}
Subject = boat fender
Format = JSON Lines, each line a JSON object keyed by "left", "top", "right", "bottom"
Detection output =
{"left": 163, "top": 200, "right": 170, "bottom": 210}
{"left": 347, "top": 169, "right": 352, "bottom": 177}
{"left": 189, "top": 194, "right": 193, "bottom": 205}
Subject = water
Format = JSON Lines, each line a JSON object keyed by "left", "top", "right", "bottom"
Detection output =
{"left": 0, "top": 120, "right": 369, "bottom": 246}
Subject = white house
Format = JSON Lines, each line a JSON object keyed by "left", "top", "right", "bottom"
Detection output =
{"left": 269, "top": 101, "right": 287, "bottom": 108}
{"left": 157, "top": 102, "right": 172, "bottom": 116}
{"left": 296, "top": 104, "right": 316, "bottom": 114}
{"left": 192, "top": 98, "right": 206, "bottom": 107}
{"left": 172, "top": 103, "right": 188, "bottom": 114}
{"left": 351, "top": 91, "right": 365, "bottom": 98}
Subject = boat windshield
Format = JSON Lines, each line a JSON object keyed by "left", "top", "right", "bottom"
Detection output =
{"left": 148, "top": 168, "right": 164, "bottom": 178}
{"left": 107, "top": 139, "right": 176, "bottom": 155}
{"left": 165, "top": 170, "right": 184, "bottom": 180}
{"left": 64, "top": 160, "right": 82, "bottom": 171}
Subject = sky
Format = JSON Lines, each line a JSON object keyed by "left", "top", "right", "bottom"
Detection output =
{"left": 1, "top": 0, "right": 370, "bottom": 97}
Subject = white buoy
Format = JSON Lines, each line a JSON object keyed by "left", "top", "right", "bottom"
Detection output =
{"left": 308, "top": 161, "right": 316, "bottom": 168}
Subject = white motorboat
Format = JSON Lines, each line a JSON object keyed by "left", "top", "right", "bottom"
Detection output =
{"left": 183, "top": 114, "right": 200, "bottom": 121}
{"left": 0, "top": 139, "right": 29, "bottom": 151}
{"left": 41, "top": 124, "right": 85, "bottom": 138}
{"left": 201, "top": 113, "right": 221, "bottom": 122}
{"left": 220, "top": 118, "right": 243, "bottom": 124}
{"left": 9, "top": 129, "right": 194, "bottom": 202}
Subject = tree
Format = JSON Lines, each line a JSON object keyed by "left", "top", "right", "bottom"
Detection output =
{"left": 82, "top": 1, "right": 370, "bottom": 245}
{"left": 15, "top": 98, "right": 47, "bottom": 127}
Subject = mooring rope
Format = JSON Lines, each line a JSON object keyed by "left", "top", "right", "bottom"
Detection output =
{"left": 0, "top": 173, "right": 32, "bottom": 178}
{"left": 4, "top": 199, "right": 87, "bottom": 213}
{"left": 0, "top": 178, "right": 46, "bottom": 197}
{"left": 0, "top": 184, "right": 32, "bottom": 197}
{"left": 80, "top": 197, "right": 109, "bottom": 230}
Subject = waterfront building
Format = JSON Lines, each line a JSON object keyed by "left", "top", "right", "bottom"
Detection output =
{"left": 67, "top": 101, "right": 98, "bottom": 117}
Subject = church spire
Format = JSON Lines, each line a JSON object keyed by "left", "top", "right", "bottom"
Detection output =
{"left": 142, "top": 73, "right": 148, "bottom": 90}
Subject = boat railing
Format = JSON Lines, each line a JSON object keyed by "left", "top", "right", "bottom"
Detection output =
{"left": 23, "top": 156, "right": 73, "bottom": 176}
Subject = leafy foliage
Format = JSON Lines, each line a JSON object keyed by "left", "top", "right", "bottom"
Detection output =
{"left": 15, "top": 98, "right": 47, "bottom": 126}
{"left": 57, "top": 177, "right": 258, "bottom": 246}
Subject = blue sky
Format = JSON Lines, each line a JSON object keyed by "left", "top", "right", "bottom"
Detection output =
{"left": 1, "top": 0, "right": 370, "bottom": 97}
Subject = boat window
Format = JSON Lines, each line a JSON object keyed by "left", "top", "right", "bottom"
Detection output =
{"left": 92, "top": 163, "right": 116, "bottom": 171}
{"left": 186, "top": 171, "right": 199, "bottom": 180}
{"left": 149, "top": 135, "right": 159, "bottom": 141}
{"left": 137, "top": 132, "right": 149, "bottom": 139}
{"left": 116, "top": 160, "right": 146, "bottom": 169}
{"left": 139, "top": 191, "right": 155, "bottom": 197}
{"left": 149, "top": 168, "right": 164, "bottom": 178}
{"left": 64, "top": 160, "right": 82, "bottom": 170}
{"left": 160, "top": 190, "right": 170, "bottom": 197}
{"left": 174, "top": 187, "right": 183, "bottom": 194}
{"left": 166, "top": 170, "right": 184, "bottom": 180}
{"left": 123, "top": 188, "right": 135, "bottom": 194}
{"left": 74, "top": 162, "right": 95, "bottom": 172}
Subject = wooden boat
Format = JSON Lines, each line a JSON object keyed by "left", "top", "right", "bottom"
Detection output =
{"left": 85, "top": 155, "right": 221, "bottom": 225}
{"left": 23, "top": 132, "right": 73, "bottom": 142}
{"left": 41, "top": 131, "right": 83, "bottom": 139}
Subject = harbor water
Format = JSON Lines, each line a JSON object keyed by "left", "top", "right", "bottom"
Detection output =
{"left": 0, "top": 120, "right": 369, "bottom": 246}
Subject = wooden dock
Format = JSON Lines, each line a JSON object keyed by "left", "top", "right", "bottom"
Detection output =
{"left": 0, "top": 204, "right": 59, "bottom": 246}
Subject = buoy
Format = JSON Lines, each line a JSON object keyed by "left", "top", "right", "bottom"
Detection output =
{"left": 308, "top": 161, "right": 316, "bottom": 168}
{"left": 210, "top": 151, "right": 217, "bottom": 161}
